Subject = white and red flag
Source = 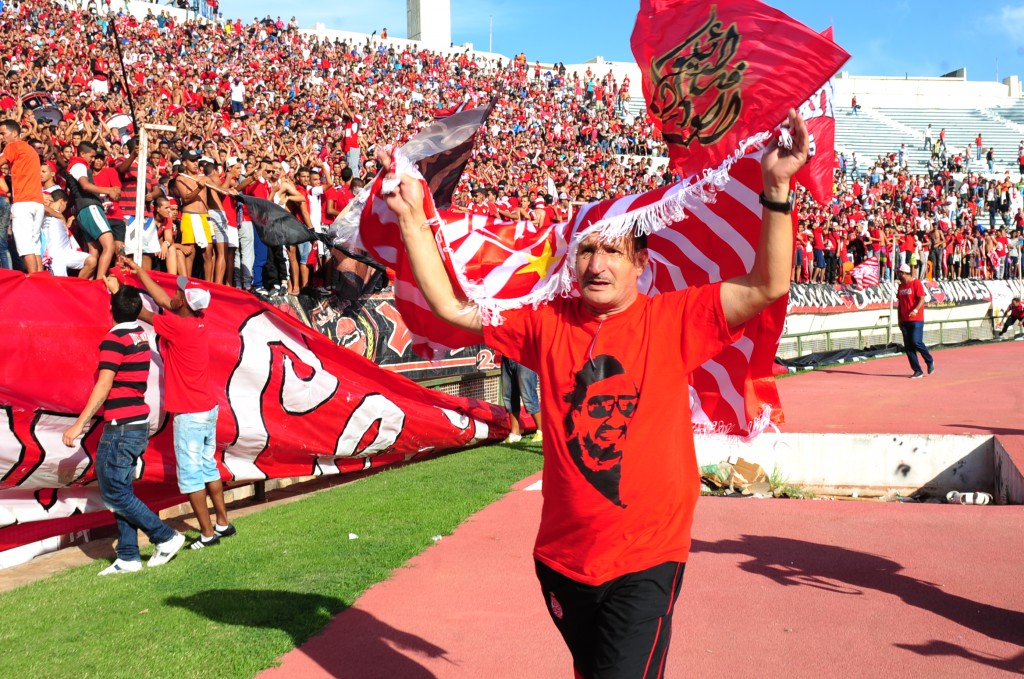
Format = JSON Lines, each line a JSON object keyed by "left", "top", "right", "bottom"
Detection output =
{"left": 852, "top": 256, "right": 881, "bottom": 289}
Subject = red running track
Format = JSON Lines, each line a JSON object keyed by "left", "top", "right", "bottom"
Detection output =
{"left": 259, "top": 341, "right": 1024, "bottom": 678}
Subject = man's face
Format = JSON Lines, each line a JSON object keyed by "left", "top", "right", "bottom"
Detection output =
{"left": 297, "top": 170, "right": 309, "bottom": 186}
{"left": 575, "top": 233, "right": 646, "bottom": 316}
{"left": 40, "top": 163, "right": 53, "bottom": 184}
{"left": 0, "top": 125, "right": 18, "bottom": 145}
{"left": 574, "top": 373, "right": 637, "bottom": 471}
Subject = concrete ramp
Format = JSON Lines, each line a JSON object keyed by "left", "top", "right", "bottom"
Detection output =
{"left": 696, "top": 432, "right": 1023, "bottom": 502}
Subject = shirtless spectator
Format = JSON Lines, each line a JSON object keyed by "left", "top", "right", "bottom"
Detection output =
{"left": 173, "top": 151, "right": 214, "bottom": 279}
{"left": 201, "top": 161, "right": 234, "bottom": 286}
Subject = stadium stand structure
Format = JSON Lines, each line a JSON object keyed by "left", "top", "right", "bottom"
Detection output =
{"left": 833, "top": 72, "right": 1024, "bottom": 177}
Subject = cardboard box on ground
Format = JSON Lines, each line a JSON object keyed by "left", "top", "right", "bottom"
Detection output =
{"left": 700, "top": 457, "right": 771, "bottom": 496}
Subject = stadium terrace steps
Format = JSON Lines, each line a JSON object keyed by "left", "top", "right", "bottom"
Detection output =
{"left": 863, "top": 106, "right": 1020, "bottom": 174}
{"left": 835, "top": 107, "right": 927, "bottom": 173}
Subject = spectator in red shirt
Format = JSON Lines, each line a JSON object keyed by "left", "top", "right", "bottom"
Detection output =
{"left": 896, "top": 263, "right": 934, "bottom": 378}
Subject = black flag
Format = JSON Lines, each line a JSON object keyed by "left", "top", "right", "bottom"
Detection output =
{"left": 402, "top": 100, "right": 496, "bottom": 210}
{"left": 235, "top": 195, "right": 317, "bottom": 247}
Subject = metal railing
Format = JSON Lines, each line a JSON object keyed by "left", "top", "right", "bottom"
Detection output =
{"left": 779, "top": 316, "right": 1000, "bottom": 359}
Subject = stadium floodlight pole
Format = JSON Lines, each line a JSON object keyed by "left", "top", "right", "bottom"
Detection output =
{"left": 130, "top": 123, "right": 178, "bottom": 263}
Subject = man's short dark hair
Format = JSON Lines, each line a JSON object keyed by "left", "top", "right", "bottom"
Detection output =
{"left": 340, "top": 167, "right": 353, "bottom": 182}
{"left": 78, "top": 141, "right": 96, "bottom": 156}
{"left": 49, "top": 188, "right": 68, "bottom": 203}
{"left": 0, "top": 119, "right": 21, "bottom": 136}
{"left": 111, "top": 286, "right": 143, "bottom": 324}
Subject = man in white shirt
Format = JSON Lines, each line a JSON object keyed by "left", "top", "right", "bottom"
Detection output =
{"left": 229, "top": 77, "right": 245, "bottom": 115}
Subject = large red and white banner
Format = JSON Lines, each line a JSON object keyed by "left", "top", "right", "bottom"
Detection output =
{"left": 0, "top": 270, "right": 509, "bottom": 552}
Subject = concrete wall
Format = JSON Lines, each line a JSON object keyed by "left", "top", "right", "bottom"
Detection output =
{"left": 833, "top": 72, "right": 1021, "bottom": 110}
{"left": 696, "top": 433, "right": 998, "bottom": 500}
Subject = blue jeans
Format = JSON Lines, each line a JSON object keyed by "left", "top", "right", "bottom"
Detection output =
{"left": 899, "top": 321, "right": 934, "bottom": 374}
{"left": 0, "top": 196, "right": 11, "bottom": 269}
{"left": 501, "top": 358, "right": 540, "bottom": 414}
{"left": 252, "top": 225, "right": 267, "bottom": 289}
{"left": 173, "top": 406, "right": 220, "bottom": 494}
{"left": 95, "top": 424, "right": 176, "bottom": 561}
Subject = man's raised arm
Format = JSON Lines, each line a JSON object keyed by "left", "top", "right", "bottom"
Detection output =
{"left": 383, "top": 174, "right": 483, "bottom": 335}
{"left": 721, "top": 109, "right": 808, "bottom": 328}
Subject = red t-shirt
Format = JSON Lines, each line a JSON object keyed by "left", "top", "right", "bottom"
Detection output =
{"left": 484, "top": 283, "right": 739, "bottom": 585}
{"left": 93, "top": 167, "right": 125, "bottom": 220}
{"left": 153, "top": 311, "right": 216, "bottom": 414}
{"left": 897, "top": 278, "right": 927, "bottom": 323}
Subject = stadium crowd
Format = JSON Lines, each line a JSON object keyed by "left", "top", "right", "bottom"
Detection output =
{"left": 796, "top": 148, "right": 1024, "bottom": 285}
{"left": 0, "top": 0, "right": 1021, "bottom": 292}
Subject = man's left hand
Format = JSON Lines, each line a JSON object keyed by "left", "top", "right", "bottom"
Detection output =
{"left": 761, "top": 109, "right": 809, "bottom": 198}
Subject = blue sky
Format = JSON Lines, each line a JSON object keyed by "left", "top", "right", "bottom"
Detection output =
{"left": 237, "top": 1, "right": 1024, "bottom": 82}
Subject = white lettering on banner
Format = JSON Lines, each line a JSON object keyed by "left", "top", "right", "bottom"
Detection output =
{"left": 439, "top": 407, "right": 490, "bottom": 445}
{"left": 314, "top": 393, "right": 406, "bottom": 475}
{"left": 333, "top": 394, "right": 405, "bottom": 458}
{"left": 0, "top": 487, "right": 104, "bottom": 528}
{"left": 0, "top": 407, "right": 24, "bottom": 489}
{"left": 27, "top": 413, "right": 93, "bottom": 489}
{"left": 223, "top": 312, "right": 340, "bottom": 481}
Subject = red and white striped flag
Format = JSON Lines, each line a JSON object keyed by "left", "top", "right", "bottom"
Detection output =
{"left": 341, "top": 137, "right": 784, "bottom": 437}
{"left": 852, "top": 256, "right": 881, "bottom": 289}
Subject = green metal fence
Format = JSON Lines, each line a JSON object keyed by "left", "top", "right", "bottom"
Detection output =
{"left": 779, "top": 316, "right": 1002, "bottom": 359}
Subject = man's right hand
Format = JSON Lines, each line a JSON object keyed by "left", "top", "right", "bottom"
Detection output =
{"left": 62, "top": 422, "right": 84, "bottom": 448}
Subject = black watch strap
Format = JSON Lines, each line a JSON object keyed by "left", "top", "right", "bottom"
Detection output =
{"left": 759, "top": 192, "right": 794, "bottom": 214}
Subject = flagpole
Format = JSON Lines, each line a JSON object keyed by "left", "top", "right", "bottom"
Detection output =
{"left": 131, "top": 123, "right": 176, "bottom": 263}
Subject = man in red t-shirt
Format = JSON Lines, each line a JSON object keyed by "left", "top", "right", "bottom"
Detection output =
{"left": 997, "top": 296, "right": 1024, "bottom": 337}
{"left": 124, "top": 259, "right": 236, "bottom": 548}
{"left": 896, "top": 263, "right": 934, "bottom": 378}
{"left": 385, "top": 111, "right": 811, "bottom": 677}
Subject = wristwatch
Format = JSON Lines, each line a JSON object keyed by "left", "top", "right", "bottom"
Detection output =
{"left": 759, "top": 192, "right": 794, "bottom": 214}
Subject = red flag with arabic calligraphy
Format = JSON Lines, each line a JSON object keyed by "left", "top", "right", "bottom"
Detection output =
{"left": 793, "top": 27, "right": 840, "bottom": 204}
{"left": 630, "top": 0, "right": 849, "bottom": 177}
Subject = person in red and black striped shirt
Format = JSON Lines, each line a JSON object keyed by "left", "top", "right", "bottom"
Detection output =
{"left": 62, "top": 280, "right": 185, "bottom": 575}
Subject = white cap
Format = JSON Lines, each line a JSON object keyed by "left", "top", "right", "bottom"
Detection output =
{"left": 898, "top": 264, "right": 912, "bottom": 274}
{"left": 177, "top": 275, "right": 211, "bottom": 311}
{"left": 225, "top": 156, "right": 239, "bottom": 168}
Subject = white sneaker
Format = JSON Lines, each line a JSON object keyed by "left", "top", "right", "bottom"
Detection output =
{"left": 503, "top": 433, "right": 523, "bottom": 444}
{"left": 98, "top": 558, "right": 142, "bottom": 576}
{"left": 148, "top": 532, "right": 185, "bottom": 568}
